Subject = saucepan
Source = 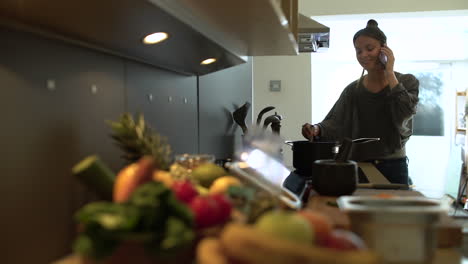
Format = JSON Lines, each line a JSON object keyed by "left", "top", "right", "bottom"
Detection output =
{"left": 284, "top": 140, "right": 339, "bottom": 176}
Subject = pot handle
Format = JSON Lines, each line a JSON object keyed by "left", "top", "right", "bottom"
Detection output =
{"left": 284, "top": 140, "right": 294, "bottom": 146}
{"left": 352, "top": 137, "right": 380, "bottom": 144}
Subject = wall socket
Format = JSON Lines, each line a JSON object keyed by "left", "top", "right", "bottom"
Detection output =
{"left": 270, "top": 80, "right": 281, "bottom": 92}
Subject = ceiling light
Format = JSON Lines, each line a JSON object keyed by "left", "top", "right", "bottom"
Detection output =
{"left": 200, "top": 58, "right": 217, "bottom": 65}
{"left": 142, "top": 32, "right": 169, "bottom": 44}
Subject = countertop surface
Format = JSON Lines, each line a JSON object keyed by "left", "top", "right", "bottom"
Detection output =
{"left": 54, "top": 187, "right": 468, "bottom": 264}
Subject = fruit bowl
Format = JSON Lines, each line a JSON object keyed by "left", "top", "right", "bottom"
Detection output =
{"left": 80, "top": 241, "right": 196, "bottom": 264}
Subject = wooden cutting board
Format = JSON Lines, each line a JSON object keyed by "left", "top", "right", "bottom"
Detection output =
{"left": 305, "top": 189, "right": 463, "bottom": 248}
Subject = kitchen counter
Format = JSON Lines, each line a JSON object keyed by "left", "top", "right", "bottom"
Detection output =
{"left": 51, "top": 247, "right": 467, "bottom": 264}
{"left": 53, "top": 188, "right": 467, "bottom": 264}
{"left": 306, "top": 187, "right": 467, "bottom": 263}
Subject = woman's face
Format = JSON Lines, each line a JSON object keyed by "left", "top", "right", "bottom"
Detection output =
{"left": 354, "top": 35, "right": 383, "bottom": 71}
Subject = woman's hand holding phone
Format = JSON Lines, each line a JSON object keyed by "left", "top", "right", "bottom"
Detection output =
{"left": 380, "top": 44, "right": 399, "bottom": 89}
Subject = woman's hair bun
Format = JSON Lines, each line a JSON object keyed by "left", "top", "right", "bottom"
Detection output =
{"left": 366, "top": 19, "right": 378, "bottom": 28}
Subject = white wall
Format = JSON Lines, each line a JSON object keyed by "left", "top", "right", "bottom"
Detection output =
{"left": 299, "top": 0, "right": 468, "bottom": 16}
{"left": 252, "top": 54, "right": 311, "bottom": 168}
{"left": 252, "top": 1, "right": 468, "bottom": 169}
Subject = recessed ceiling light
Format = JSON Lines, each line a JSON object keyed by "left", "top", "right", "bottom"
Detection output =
{"left": 142, "top": 32, "right": 169, "bottom": 45}
{"left": 201, "top": 58, "right": 217, "bottom": 65}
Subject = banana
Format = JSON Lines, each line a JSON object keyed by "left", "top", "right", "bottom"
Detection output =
{"left": 220, "top": 223, "right": 380, "bottom": 264}
{"left": 196, "top": 238, "right": 230, "bottom": 264}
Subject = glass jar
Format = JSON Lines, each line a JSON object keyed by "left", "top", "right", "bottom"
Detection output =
{"left": 170, "top": 154, "right": 215, "bottom": 180}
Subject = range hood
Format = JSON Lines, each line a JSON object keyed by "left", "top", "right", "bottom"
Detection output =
{"left": 298, "top": 14, "right": 330, "bottom": 52}
{"left": 0, "top": 0, "right": 300, "bottom": 76}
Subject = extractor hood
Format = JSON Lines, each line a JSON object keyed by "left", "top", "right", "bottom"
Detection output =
{"left": 0, "top": 0, "right": 300, "bottom": 76}
{"left": 298, "top": 14, "right": 330, "bottom": 53}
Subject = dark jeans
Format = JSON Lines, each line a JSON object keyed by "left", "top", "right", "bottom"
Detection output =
{"left": 358, "top": 157, "right": 412, "bottom": 185}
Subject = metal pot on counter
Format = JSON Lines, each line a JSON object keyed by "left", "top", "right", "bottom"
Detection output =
{"left": 284, "top": 140, "right": 339, "bottom": 176}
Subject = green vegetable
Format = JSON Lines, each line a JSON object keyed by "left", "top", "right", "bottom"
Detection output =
{"left": 73, "top": 181, "right": 195, "bottom": 260}
{"left": 72, "top": 155, "right": 115, "bottom": 200}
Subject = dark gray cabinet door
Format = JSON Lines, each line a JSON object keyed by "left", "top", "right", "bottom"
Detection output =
{"left": 0, "top": 27, "right": 125, "bottom": 264}
{"left": 198, "top": 58, "right": 253, "bottom": 159}
{"left": 125, "top": 61, "right": 198, "bottom": 156}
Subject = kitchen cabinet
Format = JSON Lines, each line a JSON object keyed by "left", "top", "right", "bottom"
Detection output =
{"left": 0, "top": 27, "right": 126, "bottom": 264}
{"left": 125, "top": 61, "right": 198, "bottom": 155}
{"left": 0, "top": 0, "right": 299, "bottom": 76}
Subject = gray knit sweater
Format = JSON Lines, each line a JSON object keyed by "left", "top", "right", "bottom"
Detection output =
{"left": 317, "top": 72, "right": 419, "bottom": 161}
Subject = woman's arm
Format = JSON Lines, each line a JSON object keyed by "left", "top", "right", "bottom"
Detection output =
{"left": 388, "top": 74, "right": 419, "bottom": 126}
{"left": 316, "top": 84, "right": 355, "bottom": 140}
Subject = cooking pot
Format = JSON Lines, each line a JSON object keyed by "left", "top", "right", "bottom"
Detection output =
{"left": 311, "top": 137, "right": 380, "bottom": 196}
{"left": 285, "top": 140, "right": 339, "bottom": 176}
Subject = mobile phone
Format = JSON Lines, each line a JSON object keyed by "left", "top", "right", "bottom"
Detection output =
{"left": 379, "top": 52, "right": 387, "bottom": 68}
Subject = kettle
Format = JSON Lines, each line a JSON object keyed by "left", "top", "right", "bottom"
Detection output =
{"left": 311, "top": 137, "right": 379, "bottom": 196}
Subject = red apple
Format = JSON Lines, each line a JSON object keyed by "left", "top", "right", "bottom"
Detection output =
{"left": 210, "top": 194, "right": 232, "bottom": 223}
{"left": 189, "top": 194, "right": 233, "bottom": 229}
{"left": 172, "top": 180, "right": 199, "bottom": 204}
{"left": 190, "top": 195, "right": 221, "bottom": 228}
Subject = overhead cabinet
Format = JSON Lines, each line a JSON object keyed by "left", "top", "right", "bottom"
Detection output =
{"left": 0, "top": 0, "right": 302, "bottom": 75}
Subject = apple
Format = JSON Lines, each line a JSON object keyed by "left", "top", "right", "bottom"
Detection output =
{"left": 210, "top": 194, "right": 232, "bottom": 223}
{"left": 323, "top": 229, "right": 367, "bottom": 251}
{"left": 254, "top": 210, "right": 314, "bottom": 244}
{"left": 189, "top": 194, "right": 232, "bottom": 229}
{"left": 171, "top": 180, "right": 199, "bottom": 204}
{"left": 298, "top": 210, "right": 333, "bottom": 246}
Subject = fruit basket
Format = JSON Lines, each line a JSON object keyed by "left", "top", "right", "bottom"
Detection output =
{"left": 69, "top": 113, "right": 380, "bottom": 264}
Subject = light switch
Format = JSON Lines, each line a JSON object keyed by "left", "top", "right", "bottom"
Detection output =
{"left": 270, "top": 80, "right": 281, "bottom": 92}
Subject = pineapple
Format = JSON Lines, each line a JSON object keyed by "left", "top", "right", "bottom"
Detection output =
{"left": 107, "top": 113, "right": 172, "bottom": 170}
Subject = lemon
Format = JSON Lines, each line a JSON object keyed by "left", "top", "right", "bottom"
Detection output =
{"left": 209, "top": 176, "right": 242, "bottom": 194}
{"left": 191, "top": 163, "right": 226, "bottom": 188}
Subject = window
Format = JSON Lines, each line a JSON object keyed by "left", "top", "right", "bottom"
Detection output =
{"left": 311, "top": 13, "right": 468, "bottom": 198}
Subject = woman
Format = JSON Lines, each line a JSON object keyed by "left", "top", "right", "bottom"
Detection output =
{"left": 302, "top": 19, "right": 419, "bottom": 184}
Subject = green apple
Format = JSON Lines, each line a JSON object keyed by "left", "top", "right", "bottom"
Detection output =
{"left": 254, "top": 210, "right": 315, "bottom": 244}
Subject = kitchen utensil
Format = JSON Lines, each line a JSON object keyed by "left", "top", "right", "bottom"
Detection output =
{"left": 232, "top": 102, "right": 251, "bottom": 134}
{"left": 256, "top": 106, "right": 275, "bottom": 125}
{"left": 263, "top": 112, "right": 282, "bottom": 134}
{"left": 338, "top": 196, "right": 447, "bottom": 264}
{"left": 310, "top": 138, "right": 380, "bottom": 196}
{"left": 335, "top": 137, "right": 381, "bottom": 161}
